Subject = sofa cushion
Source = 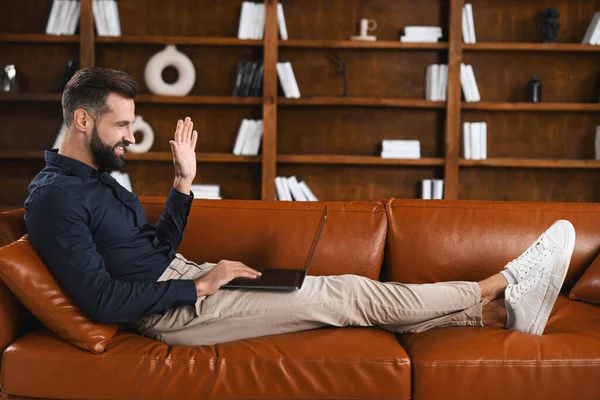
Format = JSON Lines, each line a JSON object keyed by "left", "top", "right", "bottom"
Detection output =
{"left": 384, "top": 199, "right": 600, "bottom": 292}
{"left": 569, "top": 251, "right": 600, "bottom": 305}
{"left": 0, "top": 236, "right": 118, "bottom": 354}
{"left": 141, "top": 198, "right": 388, "bottom": 280}
{"left": 398, "top": 295, "right": 600, "bottom": 400}
{"left": 1, "top": 327, "right": 411, "bottom": 400}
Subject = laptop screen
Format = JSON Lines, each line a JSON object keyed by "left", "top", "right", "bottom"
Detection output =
{"left": 302, "top": 206, "right": 328, "bottom": 274}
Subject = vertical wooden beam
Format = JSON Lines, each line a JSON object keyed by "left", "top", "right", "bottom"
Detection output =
{"left": 261, "top": 0, "right": 278, "bottom": 200}
{"left": 443, "top": 0, "right": 464, "bottom": 200}
{"left": 79, "top": 0, "right": 95, "bottom": 67}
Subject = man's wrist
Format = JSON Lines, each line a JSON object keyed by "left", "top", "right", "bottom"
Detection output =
{"left": 194, "top": 278, "right": 207, "bottom": 297}
{"left": 173, "top": 177, "right": 192, "bottom": 195}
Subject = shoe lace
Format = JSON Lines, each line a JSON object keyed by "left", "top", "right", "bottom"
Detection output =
{"left": 507, "top": 272, "right": 541, "bottom": 304}
{"left": 507, "top": 239, "right": 552, "bottom": 281}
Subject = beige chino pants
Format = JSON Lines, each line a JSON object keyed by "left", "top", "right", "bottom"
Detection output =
{"left": 132, "top": 254, "right": 489, "bottom": 346}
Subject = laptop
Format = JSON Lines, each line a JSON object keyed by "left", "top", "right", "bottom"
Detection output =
{"left": 221, "top": 206, "right": 328, "bottom": 291}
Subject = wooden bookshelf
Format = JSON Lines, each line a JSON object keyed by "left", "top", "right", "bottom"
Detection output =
{"left": 1, "top": 0, "right": 599, "bottom": 207}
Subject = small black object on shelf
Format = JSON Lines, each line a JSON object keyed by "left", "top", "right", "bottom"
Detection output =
{"left": 324, "top": 51, "right": 348, "bottom": 97}
{"left": 61, "top": 60, "right": 80, "bottom": 90}
{"left": 540, "top": 8, "right": 560, "bottom": 43}
{"left": 528, "top": 76, "right": 542, "bottom": 103}
{"left": 595, "top": 71, "right": 600, "bottom": 103}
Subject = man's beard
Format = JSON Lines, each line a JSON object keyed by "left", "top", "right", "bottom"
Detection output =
{"left": 90, "top": 124, "right": 125, "bottom": 171}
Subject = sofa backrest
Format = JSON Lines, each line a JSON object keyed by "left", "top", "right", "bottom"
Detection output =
{"left": 140, "top": 198, "right": 388, "bottom": 279}
{"left": 383, "top": 199, "right": 600, "bottom": 292}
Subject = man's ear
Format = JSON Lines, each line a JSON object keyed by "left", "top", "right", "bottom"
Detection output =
{"left": 72, "top": 109, "right": 91, "bottom": 131}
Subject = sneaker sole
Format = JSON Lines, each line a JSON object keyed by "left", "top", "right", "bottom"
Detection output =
{"left": 529, "top": 221, "right": 576, "bottom": 335}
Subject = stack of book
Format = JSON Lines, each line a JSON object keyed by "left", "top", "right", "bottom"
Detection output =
{"left": 190, "top": 184, "right": 222, "bottom": 200}
{"left": 238, "top": 2, "right": 288, "bottom": 40}
{"left": 233, "top": 61, "right": 264, "bottom": 97}
{"left": 110, "top": 171, "right": 132, "bottom": 192}
{"left": 276, "top": 62, "right": 301, "bottom": 98}
{"left": 92, "top": 0, "right": 121, "bottom": 36}
{"left": 460, "top": 63, "right": 481, "bottom": 102}
{"left": 400, "top": 26, "right": 443, "bottom": 43}
{"left": 582, "top": 12, "right": 600, "bottom": 44}
{"left": 426, "top": 64, "right": 448, "bottom": 101}
{"left": 463, "top": 122, "right": 487, "bottom": 160}
{"left": 275, "top": 176, "right": 318, "bottom": 201}
{"left": 462, "top": 3, "right": 476, "bottom": 43}
{"left": 233, "top": 119, "right": 263, "bottom": 156}
{"left": 421, "top": 179, "right": 444, "bottom": 200}
{"left": 381, "top": 140, "right": 421, "bottom": 159}
{"left": 45, "top": 0, "right": 81, "bottom": 35}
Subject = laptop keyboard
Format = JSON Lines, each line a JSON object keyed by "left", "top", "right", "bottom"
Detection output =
{"left": 229, "top": 268, "right": 301, "bottom": 286}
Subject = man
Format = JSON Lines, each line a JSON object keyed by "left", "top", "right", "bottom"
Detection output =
{"left": 25, "top": 67, "right": 576, "bottom": 347}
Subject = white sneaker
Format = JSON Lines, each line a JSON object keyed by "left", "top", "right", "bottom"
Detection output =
{"left": 502, "top": 220, "right": 575, "bottom": 285}
{"left": 504, "top": 236, "right": 573, "bottom": 335}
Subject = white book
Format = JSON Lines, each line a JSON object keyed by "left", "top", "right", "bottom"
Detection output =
{"left": 241, "top": 120, "right": 257, "bottom": 155}
{"left": 405, "top": 26, "right": 442, "bottom": 35}
{"left": 465, "top": 3, "right": 476, "bottom": 44}
{"left": 466, "top": 65, "right": 481, "bottom": 102}
{"left": 298, "top": 181, "right": 318, "bottom": 201}
{"left": 439, "top": 64, "right": 448, "bottom": 101}
{"left": 274, "top": 177, "right": 287, "bottom": 200}
{"left": 595, "top": 126, "right": 600, "bottom": 160}
{"left": 480, "top": 122, "right": 487, "bottom": 159}
{"left": 382, "top": 139, "right": 420, "bottom": 146}
{"left": 238, "top": 2, "right": 253, "bottom": 39}
{"left": 53, "top": 122, "right": 67, "bottom": 149}
{"left": 56, "top": 0, "right": 71, "bottom": 35}
{"left": 426, "top": 65, "right": 434, "bottom": 100}
{"left": 110, "top": 0, "right": 122, "bottom": 36}
{"left": 582, "top": 12, "right": 600, "bottom": 43}
{"left": 400, "top": 35, "right": 440, "bottom": 43}
{"left": 92, "top": 1, "right": 102, "bottom": 35}
{"left": 460, "top": 63, "right": 473, "bottom": 102}
{"left": 257, "top": 4, "right": 266, "bottom": 39}
{"left": 463, "top": 122, "right": 471, "bottom": 159}
{"left": 46, "top": 0, "right": 61, "bottom": 35}
{"left": 285, "top": 62, "right": 301, "bottom": 98}
{"left": 68, "top": 1, "right": 81, "bottom": 35}
{"left": 249, "top": 119, "right": 263, "bottom": 155}
{"left": 61, "top": 1, "right": 77, "bottom": 35}
{"left": 233, "top": 119, "right": 249, "bottom": 155}
{"left": 277, "top": 3, "right": 288, "bottom": 40}
{"left": 191, "top": 184, "right": 220, "bottom": 192}
{"left": 471, "top": 122, "right": 481, "bottom": 160}
{"left": 276, "top": 62, "right": 293, "bottom": 98}
{"left": 590, "top": 20, "right": 600, "bottom": 45}
{"left": 421, "top": 179, "right": 432, "bottom": 200}
{"left": 287, "top": 176, "right": 308, "bottom": 201}
{"left": 462, "top": 5, "right": 471, "bottom": 44}
{"left": 381, "top": 151, "right": 421, "bottom": 159}
{"left": 280, "top": 176, "right": 293, "bottom": 201}
{"left": 431, "top": 64, "right": 440, "bottom": 101}
{"left": 102, "top": 0, "right": 113, "bottom": 36}
{"left": 432, "top": 179, "right": 444, "bottom": 200}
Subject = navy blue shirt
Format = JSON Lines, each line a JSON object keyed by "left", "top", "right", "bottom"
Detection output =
{"left": 24, "top": 149, "right": 197, "bottom": 324}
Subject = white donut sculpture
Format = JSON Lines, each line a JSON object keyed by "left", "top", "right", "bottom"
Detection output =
{"left": 144, "top": 44, "right": 196, "bottom": 96}
{"left": 127, "top": 116, "right": 154, "bottom": 153}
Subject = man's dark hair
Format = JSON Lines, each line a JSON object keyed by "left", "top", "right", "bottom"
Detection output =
{"left": 62, "top": 67, "right": 137, "bottom": 127}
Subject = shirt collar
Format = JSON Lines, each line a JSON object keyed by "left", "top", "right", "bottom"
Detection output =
{"left": 44, "top": 149, "right": 105, "bottom": 181}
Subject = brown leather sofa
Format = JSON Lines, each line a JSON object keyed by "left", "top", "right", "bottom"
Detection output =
{"left": 0, "top": 198, "right": 599, "bottom": 400}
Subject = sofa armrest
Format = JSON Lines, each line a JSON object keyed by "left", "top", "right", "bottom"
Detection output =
{"left": 0, "top": 280, "right": 37, "bottom": 362}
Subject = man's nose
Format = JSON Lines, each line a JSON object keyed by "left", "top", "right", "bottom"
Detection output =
{"left": 125, "top": 127, "right": 136, "bottom": 144}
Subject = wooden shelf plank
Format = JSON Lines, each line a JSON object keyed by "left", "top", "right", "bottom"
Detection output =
{"left": 0, "top": 33, "right": 79, "bottom": 43}
{"left": 279, "top": 97, "right": 445, "bottom": 109}
{"left": 277, "top": 155, "right": 445, "bottom": 166}
{"left": 279, "top": 39, "right": 447, "bottom": 50}
{"left": 462, "top": 101, "right": 600, "bottom": 112}
{"left": 0, "top": 151, "right": 261, "bottom": 163}
{"left": 463, "top": 42, "right": 600, "bottom": 52}
{"left": 460, "top": 158, "right": 600, "bottom": 169}
{"left": 0, "top": 93, "right": 62, "bottom": 102}
{"left": 96, "top": 35, "right": 263, "bottom": 46}
{"left": 134, "top": 95, "right": 262, "bottom": 105}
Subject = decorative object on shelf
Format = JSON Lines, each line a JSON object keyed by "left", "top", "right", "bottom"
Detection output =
{"left": 540, "top": 8, "right": 560, "bottom": 43}
{"left": 52, "top": 122, "right": 67, "bottom": 150}
{"left": 595, "top": 126, "right": 600, "bottom": 160}
{"left": 527, "top": 76, "right": 542, "bottom": 103}
{"left": 400, "top": 26, "right": 442, "bottom": 43}
{"left": 381, "top": 140, "right": 421, "bottom": 159}
{"left": 325, "top": 51, "right": 348, "bottom": 97}
{"left": 351, "top": 18, "right": 377, "bottom": 41}
{"left": 61, "top": 59, "right": 80, "bottom": 90}
{"left": 126, "top": 116, "right": 154, "bottom": 153}
{"left": 110, "top": 171, "right": 132, "bottom": 192}
{"left": 190, "top": 184, "right": 221, "bottom": 199}
{"left": 463, "top": 122, "right": 487, "bottom": 160}
{"left": 144, "top": 45, "right": 196, "bottom": 96}
{"left": 462, "top": 3, "right": 476, "bottom": 44}
{"left": 1, "top": 64, "right": 18, "bottom": 93}
{"left": 275, "top": 176, "right": 318, "bottom": 201}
